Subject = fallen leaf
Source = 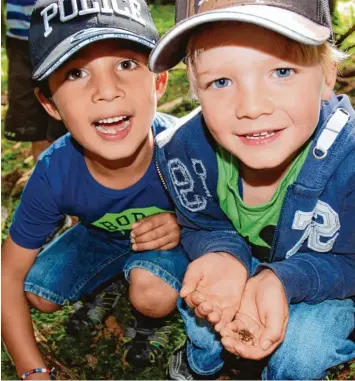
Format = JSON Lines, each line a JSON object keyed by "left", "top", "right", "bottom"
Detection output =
{"left": 86, "top": 354, "right": 98, "bottom": 370}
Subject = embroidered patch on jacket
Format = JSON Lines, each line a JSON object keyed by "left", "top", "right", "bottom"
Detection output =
{"left": 286, "top": 200, "right": 340, "bottom": 258}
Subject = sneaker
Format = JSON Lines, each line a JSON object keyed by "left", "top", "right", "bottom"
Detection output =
{"left": 66, "top": 280, "right": 127, "bottom": 335}
{"left": 168, "top": 344, "right": 195, "bottom": 380}
{"left": 66, "top": 299, "right": 93, "bottom": 335}
{"left": 122, "top": 315, "right": 172, "bottom": 367}
{"left": 168, "top": 343, "right": 219, "bottom": 380}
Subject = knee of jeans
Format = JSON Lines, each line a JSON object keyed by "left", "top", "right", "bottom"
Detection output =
{"left": 265, "top": 316, "right": 352, "bottom": 380}
{"left": 129, "top": 268, "right": 178, "bottom": 317}
{"left": 25, "top": 292, "right": 61, "bottom": 313}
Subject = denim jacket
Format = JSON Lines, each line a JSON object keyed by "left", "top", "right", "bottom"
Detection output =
{"left": 156, "top": 94, "right": 355, "bottom": 304}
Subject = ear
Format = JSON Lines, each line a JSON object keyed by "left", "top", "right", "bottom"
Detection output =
{"left": 155, "top": 71, "right": 168, "bottom": 103}
{"left": 321, "top": 63, "right": 337, "bottom": 101}
{"left": 34, "top": 88, "right": 62, "bottom": 121}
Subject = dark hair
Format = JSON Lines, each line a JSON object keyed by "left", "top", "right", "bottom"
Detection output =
{"left": 33, "top": 79, "right": 51, "bottom": 99}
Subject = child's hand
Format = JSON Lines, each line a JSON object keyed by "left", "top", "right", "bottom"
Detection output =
{"left": 180, "top": 252, "right": 248, "bottom": 331}
{"left": 131, "top": 213, "right": 180, "bottom": 251}
{"left": 220, "top": 269, "right": 289, "bottom": 360}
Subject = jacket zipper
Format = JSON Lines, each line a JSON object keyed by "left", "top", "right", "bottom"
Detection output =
{"left": 269, "top": 186, "right": 292, "bottom": 262}
{"left": 154, "top": 143, "right": 168, "bottom": 191}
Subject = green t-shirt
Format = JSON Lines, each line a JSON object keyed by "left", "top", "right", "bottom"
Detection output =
{"left": 216, "top": 142, "right": 311, "bottom": 260}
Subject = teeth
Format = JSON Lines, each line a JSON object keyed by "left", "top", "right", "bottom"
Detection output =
{"left": 119, "top": 120, "right": 130, "bottom": 130}
{"left": 245, "top": 131, "right": 275, "bottom": 140}
{"left": 97, "top": 116, "right": 127, "bottom": 124}
{"left": 96, "top": 126, "right": 116, "bottom": 134}
{"left": 95, "top": 120, "right": 130, "bottom": 134}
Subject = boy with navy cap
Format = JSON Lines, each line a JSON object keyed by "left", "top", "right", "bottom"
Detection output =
{"left": 1, "top": 0, "right": 190, "bottom": 379}
{"left": 150, "top": 0, "right": 355, "bottom": 379}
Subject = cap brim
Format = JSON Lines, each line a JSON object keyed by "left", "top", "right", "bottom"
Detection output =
{"left": 149, "top": 5, "right": 331, "bottom": 73}
{"left": 33, "top": 27, "right": 156, "bottom": 81}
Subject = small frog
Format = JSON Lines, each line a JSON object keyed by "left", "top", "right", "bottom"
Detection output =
{"left": 238, "top": 329, "right": 255, "bottom": 345}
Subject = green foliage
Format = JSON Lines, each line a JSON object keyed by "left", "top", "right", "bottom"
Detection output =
{"left": 1, "top": 47, "right": 8, "bottom": 92}
{"left": 149, "top": 4, "right": 175, "bottom": 36}
{"left": 159, "top": 67, "right": 190, "bottom": 105}
{"left": 332, "top": 1, "right": 355, "bottom": 103}
{"left": 1, "top": 295, "right": 187, "bottom": 380}
{"left": 333, "top": 0, "right": 355, "bottom": 39}
{"left": 349, "top": 362, "right": 355, "bottom": 379}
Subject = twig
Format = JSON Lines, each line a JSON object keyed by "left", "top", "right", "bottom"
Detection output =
{"left": 339, "top": 69, "right": 355, "bottom": 79}
{"left": 336, "top": 25, "right": 355, "bottom": 46}
{"left": 33, "top": 323, "right": 79, "bottom": 380}
{"left": 341, "top": 81, "right": 355, "bottom": 94}
{"left": 158, "top": 96, "right": 189, "bottom": 113}
{"left": 337, "top": 77, "right": 350, "bottom": 85}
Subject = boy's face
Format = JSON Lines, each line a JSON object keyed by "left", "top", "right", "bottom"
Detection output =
{"left": 38, "top": 40, "right": 166, "bottom": 162}
{"left": 192, "top": 24, "right": 335, "bottom": 171}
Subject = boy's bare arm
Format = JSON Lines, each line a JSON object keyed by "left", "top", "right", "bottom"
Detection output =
{"left": 1, "top": 237, "right": 50, "bottom": 379}
{"left": 180, "top": 252, "right": 248, "bottom": 331}
{"left": 220, "top": 269, "right": 289, "bottom": 360}
{"left": 130, "top": 212, "right": 180, "bottom": 251}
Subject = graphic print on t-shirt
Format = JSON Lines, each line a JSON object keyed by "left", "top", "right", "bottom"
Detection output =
{"left": 91, "top": 207, "right": 172, "bottom": 234}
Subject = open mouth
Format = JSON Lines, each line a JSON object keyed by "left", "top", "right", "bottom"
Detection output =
{"left": 94, "top": 115, "right": 131, "bottom": 135}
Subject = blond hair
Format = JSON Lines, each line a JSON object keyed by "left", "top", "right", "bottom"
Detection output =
{"left": 185, "top": 22, "right": 348, "bottom": 97}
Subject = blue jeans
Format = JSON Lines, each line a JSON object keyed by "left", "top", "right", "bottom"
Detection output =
{"left": 178, "top": 258, "right": 355, "bottom": 380}
{"left": 25, "top": 223, "right": 189, "bottom": 305}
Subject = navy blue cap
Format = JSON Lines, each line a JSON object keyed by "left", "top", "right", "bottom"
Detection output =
{"left": 30, "top": 0, "right": 159, "bottom": 80}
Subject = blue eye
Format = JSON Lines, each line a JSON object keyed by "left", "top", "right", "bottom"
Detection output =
{"left": 212, "top": 78, "right": 232, "bottom": 88}
{"left": 274, "top": 68, "right": 293, "bottom": 78}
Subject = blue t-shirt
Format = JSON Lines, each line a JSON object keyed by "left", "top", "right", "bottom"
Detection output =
{"left": 10, "top": 113, "right": 177, "bottom": 249}
{"left": 6, "top": 0, "right": 35, "bottom": 40}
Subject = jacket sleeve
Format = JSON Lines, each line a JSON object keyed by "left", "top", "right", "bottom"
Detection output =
{"left": 255, "top": 188, "right": 355, "bottom": 303}
{"left": 256, "top": 253, "right": 355, "bottom": 303}
{"left": 177, "top": 213, "right": 253, "bottom": 275}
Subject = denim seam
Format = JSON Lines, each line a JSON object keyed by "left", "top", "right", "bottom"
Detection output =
{"left": 186, "top": 341, "right": 224, "bottom": 375}
{"left": 123, "top": 260, "right": 181, "bottom": 292}
{"left": 24, "top": 283, "right": 68, "bottom": 305}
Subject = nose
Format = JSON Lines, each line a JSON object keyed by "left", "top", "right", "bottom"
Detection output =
{"left": 236, "top": 80, "right": 274, "bottom": 119}
{"left": 92, "top": 70, "right": 125, "bottom": 103}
